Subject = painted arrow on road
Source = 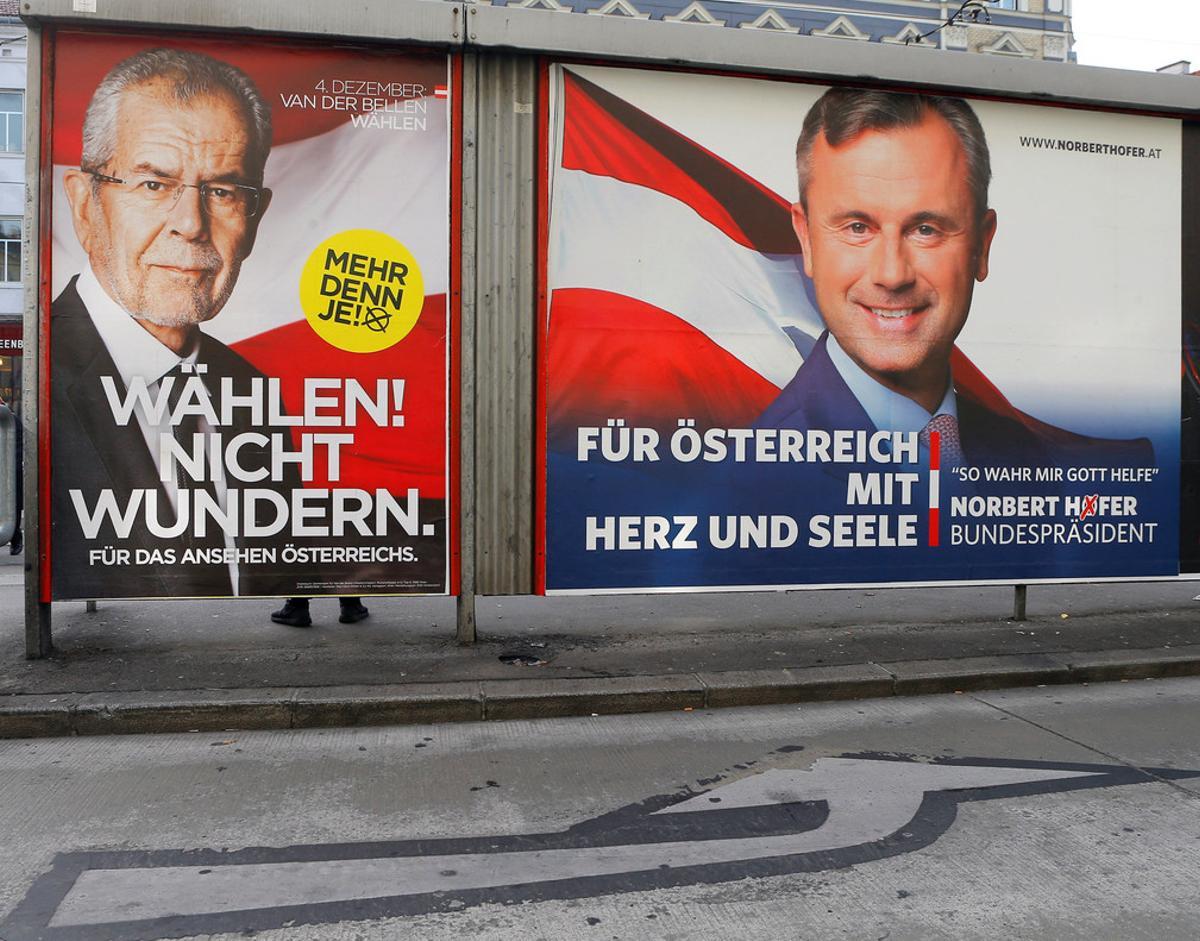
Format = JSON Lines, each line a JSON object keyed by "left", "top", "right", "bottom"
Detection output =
{"left": 4, "top": 753, "right": 1197, "bottom": 941}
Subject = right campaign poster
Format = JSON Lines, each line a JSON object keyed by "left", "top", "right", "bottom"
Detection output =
{"left": 542, "top": 64, "right": 1184, "bottom": 592}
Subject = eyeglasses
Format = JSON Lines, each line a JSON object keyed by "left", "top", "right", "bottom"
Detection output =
{"left": 83, "top": 169, "right": 264, "bottom": 219}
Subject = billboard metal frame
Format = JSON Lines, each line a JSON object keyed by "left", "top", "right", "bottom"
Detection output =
{"left": 19, "top": 0, "right": 1200, "bottom": 656}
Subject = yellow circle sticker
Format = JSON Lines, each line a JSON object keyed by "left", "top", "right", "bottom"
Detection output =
{"left": 299, "top": 229, "right": 425, "bottom": 353}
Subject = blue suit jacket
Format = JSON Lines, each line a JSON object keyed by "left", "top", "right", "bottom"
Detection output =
{"left": 756, "top": 332, "right": 1153, "bottom": 469}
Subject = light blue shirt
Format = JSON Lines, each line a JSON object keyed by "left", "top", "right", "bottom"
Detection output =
{"left": 825, "top": 332, "right": 957, "bottom": 434}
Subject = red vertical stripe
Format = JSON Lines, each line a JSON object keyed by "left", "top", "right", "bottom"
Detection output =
{"left": 928, "top": 430, "right": 941, "bottom": 547}
{"left": 448, "top": 52, "right": 463, "bottom": 597}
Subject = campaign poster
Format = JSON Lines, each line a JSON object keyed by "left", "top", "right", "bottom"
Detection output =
{"left": 543, "top": 64, "right": 1180, "bottom": 592}
{"left": 47, "top": 32, "right": 452, "bottom": 599}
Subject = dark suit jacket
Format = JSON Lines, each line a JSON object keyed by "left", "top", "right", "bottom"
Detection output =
{"left": 756, "top": 332, "right": 1153, "bottom": 469}
{"left": 51, "top": 277, "right": 295, "bottom": 599}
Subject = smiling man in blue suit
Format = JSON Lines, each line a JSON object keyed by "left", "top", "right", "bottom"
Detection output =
{"left": 757, "top": 87, "right": 1151, "bottom": 469}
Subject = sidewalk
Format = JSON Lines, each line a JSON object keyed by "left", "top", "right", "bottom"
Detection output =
{"left": 2, "top": 547, "right": 1199, "bottom": 737}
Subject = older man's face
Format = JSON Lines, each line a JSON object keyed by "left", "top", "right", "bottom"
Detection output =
{"left": 65, "top": 80, "right": 267, "bottom": 328}
{"left": 793, "top": 111, "right": 997, "bottom": 411}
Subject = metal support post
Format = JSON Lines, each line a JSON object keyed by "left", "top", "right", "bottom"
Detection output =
{"left": 1013, "top": 584, "right": 1027, "bottom": 622}
{"left": 24, "top": 23, "right": 51, "bottom": 659}
{"left": 456, "top": 51, "right": 478, "bottom": 644}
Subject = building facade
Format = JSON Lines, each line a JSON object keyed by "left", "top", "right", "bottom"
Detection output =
{"left": 478, "top": 0, "right": 1075, "bottom": 62}
{"left": 0, "top": 0, "right": 23, "bottom": 413}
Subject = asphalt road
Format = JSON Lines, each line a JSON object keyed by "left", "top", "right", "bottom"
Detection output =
{"left": 2, "top": 677, "right": 1200, "bottom": 940}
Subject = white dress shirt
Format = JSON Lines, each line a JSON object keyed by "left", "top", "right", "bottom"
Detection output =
{"left": 825, "top": 332, "right": 957, "bottom": 439}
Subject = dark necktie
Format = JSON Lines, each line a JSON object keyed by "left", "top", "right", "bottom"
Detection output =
{"left": 920, "top": 412, "right": 964, "bottom": 468}
{"left": 164, "top": 363, "right": 232, "bottom": 596}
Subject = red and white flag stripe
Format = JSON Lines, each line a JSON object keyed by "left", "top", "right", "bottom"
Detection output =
{"left": 551, "top": 170, "right": 817, "bottom": 390}
{"left": 548, "top": 67, "right": 820, "bottom": 434}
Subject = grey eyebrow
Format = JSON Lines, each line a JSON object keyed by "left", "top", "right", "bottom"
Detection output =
{"left": 127, "top": 163, "right": 251, "bottom": 186}
{"left": 127, "top": 162, "right": 179, "bottom": 178}
{"left": 906, "top": 211, "right": 960, "bottom": 230}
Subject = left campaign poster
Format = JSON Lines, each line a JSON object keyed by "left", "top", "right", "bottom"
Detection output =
{"left": 46, "top": 32, "right": 453, "bottom": 600}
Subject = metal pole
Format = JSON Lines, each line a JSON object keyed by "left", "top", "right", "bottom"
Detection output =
{"left": 456, "top": 50, "right": 478, "bottom": 644}
{"left": 23, "top": 22, "right": 51, "bottom": 659}
{"left": 1013, "top": 584, "right": 1027, "bottom": 622}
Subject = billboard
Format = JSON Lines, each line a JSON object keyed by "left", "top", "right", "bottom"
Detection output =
{"left": 542, "top": 64, "right": 1183, "bottom": 592}
{"left": 47, "top": 32, "right": 453, "bottom": 599}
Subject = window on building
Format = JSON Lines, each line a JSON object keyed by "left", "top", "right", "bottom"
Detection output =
{"left": 0, "top": 91, "right": 22, "bottom": 153}
{"left": 994, "top": 0, "right": 1020, "bottom": 9}
{"left": 0, "top": 219, "right": 19, "bottom": 283}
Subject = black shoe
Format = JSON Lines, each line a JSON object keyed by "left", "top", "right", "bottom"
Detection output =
{"left": 271, "top": 598, "right": 312, "bottom": 628}
{"left": 338, "top": 599, "right": 370, "bottom": 624}
{"left": 9, "top": 531, "right": 20, "bottom": 555}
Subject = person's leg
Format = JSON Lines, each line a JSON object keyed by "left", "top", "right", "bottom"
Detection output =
{"left": 271, "top": 597, "right": 312, "bottom": 628}
{"left": 338, "top": 596, "right": 370, "bottom": 624}
{"left": 11, "top": 425, "right": 21, "bottom": 555}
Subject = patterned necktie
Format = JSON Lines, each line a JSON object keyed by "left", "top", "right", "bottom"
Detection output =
{"left": 920, "top": 412, "right": 964, "bottom": 468}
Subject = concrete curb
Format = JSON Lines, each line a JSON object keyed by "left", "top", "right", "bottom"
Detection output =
{"left": 3, "top": 644, "right": 1199, "bottom": 738}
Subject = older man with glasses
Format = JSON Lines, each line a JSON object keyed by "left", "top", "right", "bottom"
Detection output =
{"left": 51, "top": 47, "right": 296, "bottom": 600}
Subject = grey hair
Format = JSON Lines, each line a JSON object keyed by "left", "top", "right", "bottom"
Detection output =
{"left": 81, "top": 48, "right": 272, "bottom": 181}
{"left": 796, "top": 87, "right": 991, "bottom": 221}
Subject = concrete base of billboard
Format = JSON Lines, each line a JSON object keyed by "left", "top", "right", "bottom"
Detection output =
{"left": 2, "top": 550, "right": 1200, "bottom": 738}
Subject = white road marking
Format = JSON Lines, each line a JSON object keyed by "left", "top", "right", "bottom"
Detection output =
{"left": 49, "top": 758, "right": 1098, "bottom": 927}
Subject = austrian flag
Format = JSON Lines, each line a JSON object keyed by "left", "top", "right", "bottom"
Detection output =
{"left": 547, "top": 67, "right": 819, "bottom": 444}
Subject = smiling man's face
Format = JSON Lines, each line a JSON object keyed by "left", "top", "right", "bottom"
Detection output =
{"left": 65, "top": 79, "right": 266, "bottom": 331}
{"left": 793, "top": 110, "right": 997, "bottom": 412}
